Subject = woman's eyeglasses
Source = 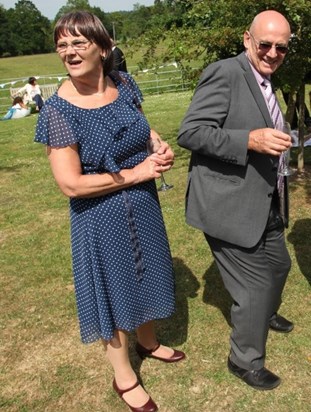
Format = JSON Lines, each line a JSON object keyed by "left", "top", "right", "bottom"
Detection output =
{"left": 56, "top": 40, "right": 91, "bottom": 53}
{"left": 249, "top": 32, "right": 289, "bottom": 55}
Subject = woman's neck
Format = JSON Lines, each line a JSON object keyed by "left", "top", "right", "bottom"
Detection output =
{"left": 69, "top": 77, "right": 107, "bottom": 97}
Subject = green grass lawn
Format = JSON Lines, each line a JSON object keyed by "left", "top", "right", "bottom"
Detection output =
{"left": 0, "top": 90, "right": 310, "bottom": 412}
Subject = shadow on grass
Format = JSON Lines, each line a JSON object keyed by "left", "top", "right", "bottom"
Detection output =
{"left": 129, "top": 257, "right": 199, "bottom": 382}
{"left": 287, "top": 218, "right": 311, "bottom": 285}
{"left": 0, "top": 164, "right": 26, "bottom": 172}
{"left": 202, "top": 261, "right": 232, "bottom": 326}
{"left": 154, "top": 257, "right": 200, "bottom": 346}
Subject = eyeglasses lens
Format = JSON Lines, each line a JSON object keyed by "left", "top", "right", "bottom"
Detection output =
{"left": 258, "top": 42, "right": 288, "bottom": 54}
{"left": 56, "top": 41, "right": 89, "bottom": 53}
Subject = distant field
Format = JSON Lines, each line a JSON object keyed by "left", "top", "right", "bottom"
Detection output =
{"left": 0, "top": 45, "right": 143, "bottom": 80}
{"left": 0, "top": 50, "right": 190, "bottom": 114}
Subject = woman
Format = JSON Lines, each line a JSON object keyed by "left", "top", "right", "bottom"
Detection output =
{"left": 11, "top": 96, "right": 31, "bottom": 118}
{"left": 1, "top": 96, "right": 31, "bottom": 120}
{"left": 16, "top": 76, "right": 44, "bottom": 111}
{"left": 34, "top": 11, "right": 184, "bottom": 412}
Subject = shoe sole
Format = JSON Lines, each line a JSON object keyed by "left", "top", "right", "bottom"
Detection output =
{"left": 269, "top": 326, "right": 294, "bottom": 333}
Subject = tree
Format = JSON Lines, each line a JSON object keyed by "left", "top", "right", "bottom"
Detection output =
{"left": 0, "top": 5, "right": 10, "bottom": 56}
{"left": 3, "top": 0, "right": 52, "bottom": 56}
{"left": 122, "top": 6, "right": 153, "bottom": 40}
{"left": 54, "top": 0, "right": 93, "bottom": 22}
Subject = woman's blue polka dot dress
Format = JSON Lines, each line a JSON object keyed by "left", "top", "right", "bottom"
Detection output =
{"left": 34, "top": 73, "right": 175, "bottom": 343}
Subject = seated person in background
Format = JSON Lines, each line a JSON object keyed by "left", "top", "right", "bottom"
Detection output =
{"left": 14, "top": 76, "right": 44, "bottom": 111}
{"left": 11, "top": 96, "right": 31, "bottom": 118}
{"left": 1, "top": 96, "right": 31, "bottom": 120}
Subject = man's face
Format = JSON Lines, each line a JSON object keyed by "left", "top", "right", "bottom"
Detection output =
{"left": 244, "top": 27, "right": 290, "bottom": 76}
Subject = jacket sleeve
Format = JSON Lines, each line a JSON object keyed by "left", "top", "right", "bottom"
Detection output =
{"left": 178, "top": 61, "right": 249, "bottom": 166}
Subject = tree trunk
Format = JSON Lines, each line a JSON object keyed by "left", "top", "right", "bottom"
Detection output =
{"left": 284, "top": 88, "right": 296, "bottom": 125}
{"left": 297, "top": 83, "right": 305, "bottom": 173}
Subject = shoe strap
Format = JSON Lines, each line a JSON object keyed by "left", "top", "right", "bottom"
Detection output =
{"left": 116, "top": 380, "right": 140, "bottom": 396}
{"left": 151, "top": 342, "right": 161, "bottom": 353}
{"left": 137, "top": 341, "right": 161, "bottom": 354}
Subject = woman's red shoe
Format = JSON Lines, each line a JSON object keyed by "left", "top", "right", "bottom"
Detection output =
{"left": 136, "top": 342, "right": 186, "bottom": 363}
{"left": 112, "top": 379, "right": 158, "bottom": 412}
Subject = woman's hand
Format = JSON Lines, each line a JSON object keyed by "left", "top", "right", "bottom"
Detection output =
{"left": 132, "top": 155, "right": 163, "bottom": 182}
{"left": 149, "top": 129, "right": 174, "bottom": 173}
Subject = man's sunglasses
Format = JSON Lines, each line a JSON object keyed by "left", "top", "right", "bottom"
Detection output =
{"left": 248, "top": 32, "right": 289, "bottom": 55}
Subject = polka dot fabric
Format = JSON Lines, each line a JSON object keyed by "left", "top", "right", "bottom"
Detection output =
{"left": 35, "top": 72, "right": 175, "bottom": 343}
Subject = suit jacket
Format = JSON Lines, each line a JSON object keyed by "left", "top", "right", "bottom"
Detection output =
{"left": 112, "top": 46, "right": 128, "bottom": 72}
{"left": 178, "top": 52, "right": 288, "bottom": 248}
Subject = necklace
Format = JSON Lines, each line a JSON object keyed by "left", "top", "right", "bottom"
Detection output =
{"left": 70, "top": 78, "right": 106, "bottom": 96}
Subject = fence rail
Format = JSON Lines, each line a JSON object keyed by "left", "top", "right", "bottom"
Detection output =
{"left": 0, "top": 66, "right": 191, "bottom": 115}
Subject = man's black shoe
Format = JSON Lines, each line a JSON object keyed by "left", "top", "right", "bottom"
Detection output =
{"left": 227, "top": 358, "right": 281, "bottom": 390}
{"left": 269, "top": 314, "right": 294, "bottom": 333}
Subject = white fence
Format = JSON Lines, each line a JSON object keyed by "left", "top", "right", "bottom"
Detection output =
{"left": 0, "top": 65, "right": 191, "bottom": 115}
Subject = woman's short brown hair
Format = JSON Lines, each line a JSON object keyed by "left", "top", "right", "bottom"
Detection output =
{"left": 54, "top": 11, "right": 114, "bottom": 75}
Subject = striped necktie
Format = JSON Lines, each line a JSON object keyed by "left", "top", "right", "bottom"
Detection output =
{"left": 263, "top": 79, "right": 282, "bottom": 128}
{"left": 263, "top": 79, "right": 286, "bottom": 219}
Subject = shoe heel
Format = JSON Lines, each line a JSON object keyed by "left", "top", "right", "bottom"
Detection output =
{"left": 136, "top": 342, "right": 155, "bottom": 359}
{"left": 137, "top": 351, "right": 146, "bottom": 360}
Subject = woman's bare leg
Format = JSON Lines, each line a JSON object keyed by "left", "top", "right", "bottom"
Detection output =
{"left": 136, "top": 320, "right": 175, "bottom": 358}
{"left": 104, "top": 329, "right": 150, "bottom": 407}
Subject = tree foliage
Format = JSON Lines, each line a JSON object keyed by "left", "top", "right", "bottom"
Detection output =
{"left": 54, "top": 0, "right": 93, "bottom": 23}
{"left": 136, "top": 0, "right": 311, "bottom": 171}
{"left": 0, "top": 0, "right": 52, "bottom": 56}
{"left": 0, "top": 0, "right": 148, "bottom": 55}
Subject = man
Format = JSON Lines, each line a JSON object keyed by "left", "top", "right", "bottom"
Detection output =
{"left": 111, "top": 38, "right": 128, "bottom": 72}
{"left": 178, "top": 10, "right": 293, "bottom": 390}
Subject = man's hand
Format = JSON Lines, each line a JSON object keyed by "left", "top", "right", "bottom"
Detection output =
{"left": 248, "top": 128, "right": 292, "bottom": 155}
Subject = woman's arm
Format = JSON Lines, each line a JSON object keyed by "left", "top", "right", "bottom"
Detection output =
{"left": 11, "top": 84, "right": 27, "bottom": 98}
{"left": 47, "top": 143, "right": 172, "bottom": 198}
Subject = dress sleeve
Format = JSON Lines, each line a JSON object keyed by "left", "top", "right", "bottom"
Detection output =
{"left": 119, "top": 72, "right": 143, "bottom": 108}
{"left": 34, "top": 102, "right": 78, "bottom": 147}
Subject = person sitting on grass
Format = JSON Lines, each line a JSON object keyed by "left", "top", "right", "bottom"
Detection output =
{"left": 1, "top": 96, "right": 31, "bottom": 120}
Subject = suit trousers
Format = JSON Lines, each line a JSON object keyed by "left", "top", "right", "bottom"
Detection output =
{"left": 204, "top": 222, "right": 291, "bottom": 370}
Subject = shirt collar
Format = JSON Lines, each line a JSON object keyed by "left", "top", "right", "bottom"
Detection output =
{"left": 245, "top": 52, "right": 270, "bottom": 87}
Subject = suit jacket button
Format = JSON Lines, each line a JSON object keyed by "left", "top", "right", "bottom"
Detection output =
{"left": 268, "top": 193, "right": 273, "bottom": 197}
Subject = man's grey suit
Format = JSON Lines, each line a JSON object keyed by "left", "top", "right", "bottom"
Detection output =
{"left": 178, "top": 52, "right": 291, "bottom": 370}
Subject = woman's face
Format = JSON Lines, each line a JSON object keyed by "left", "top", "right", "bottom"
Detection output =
{"left": 56, "top": 30, "right": 105, "bottom": 79}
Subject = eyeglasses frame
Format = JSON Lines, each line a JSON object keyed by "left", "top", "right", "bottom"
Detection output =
{"left": 56, "top": 39, "right": 91, "bottom": 54}
{"left": 248, "top": 32, "right": 289, "bottom": 55}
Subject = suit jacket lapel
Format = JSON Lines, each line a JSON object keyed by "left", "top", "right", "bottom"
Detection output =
{"left": 237, "top": 54, "right": 289, "bottom": 222}
{"left": 237, "top": 53, "right": 274, "bottom": 128}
